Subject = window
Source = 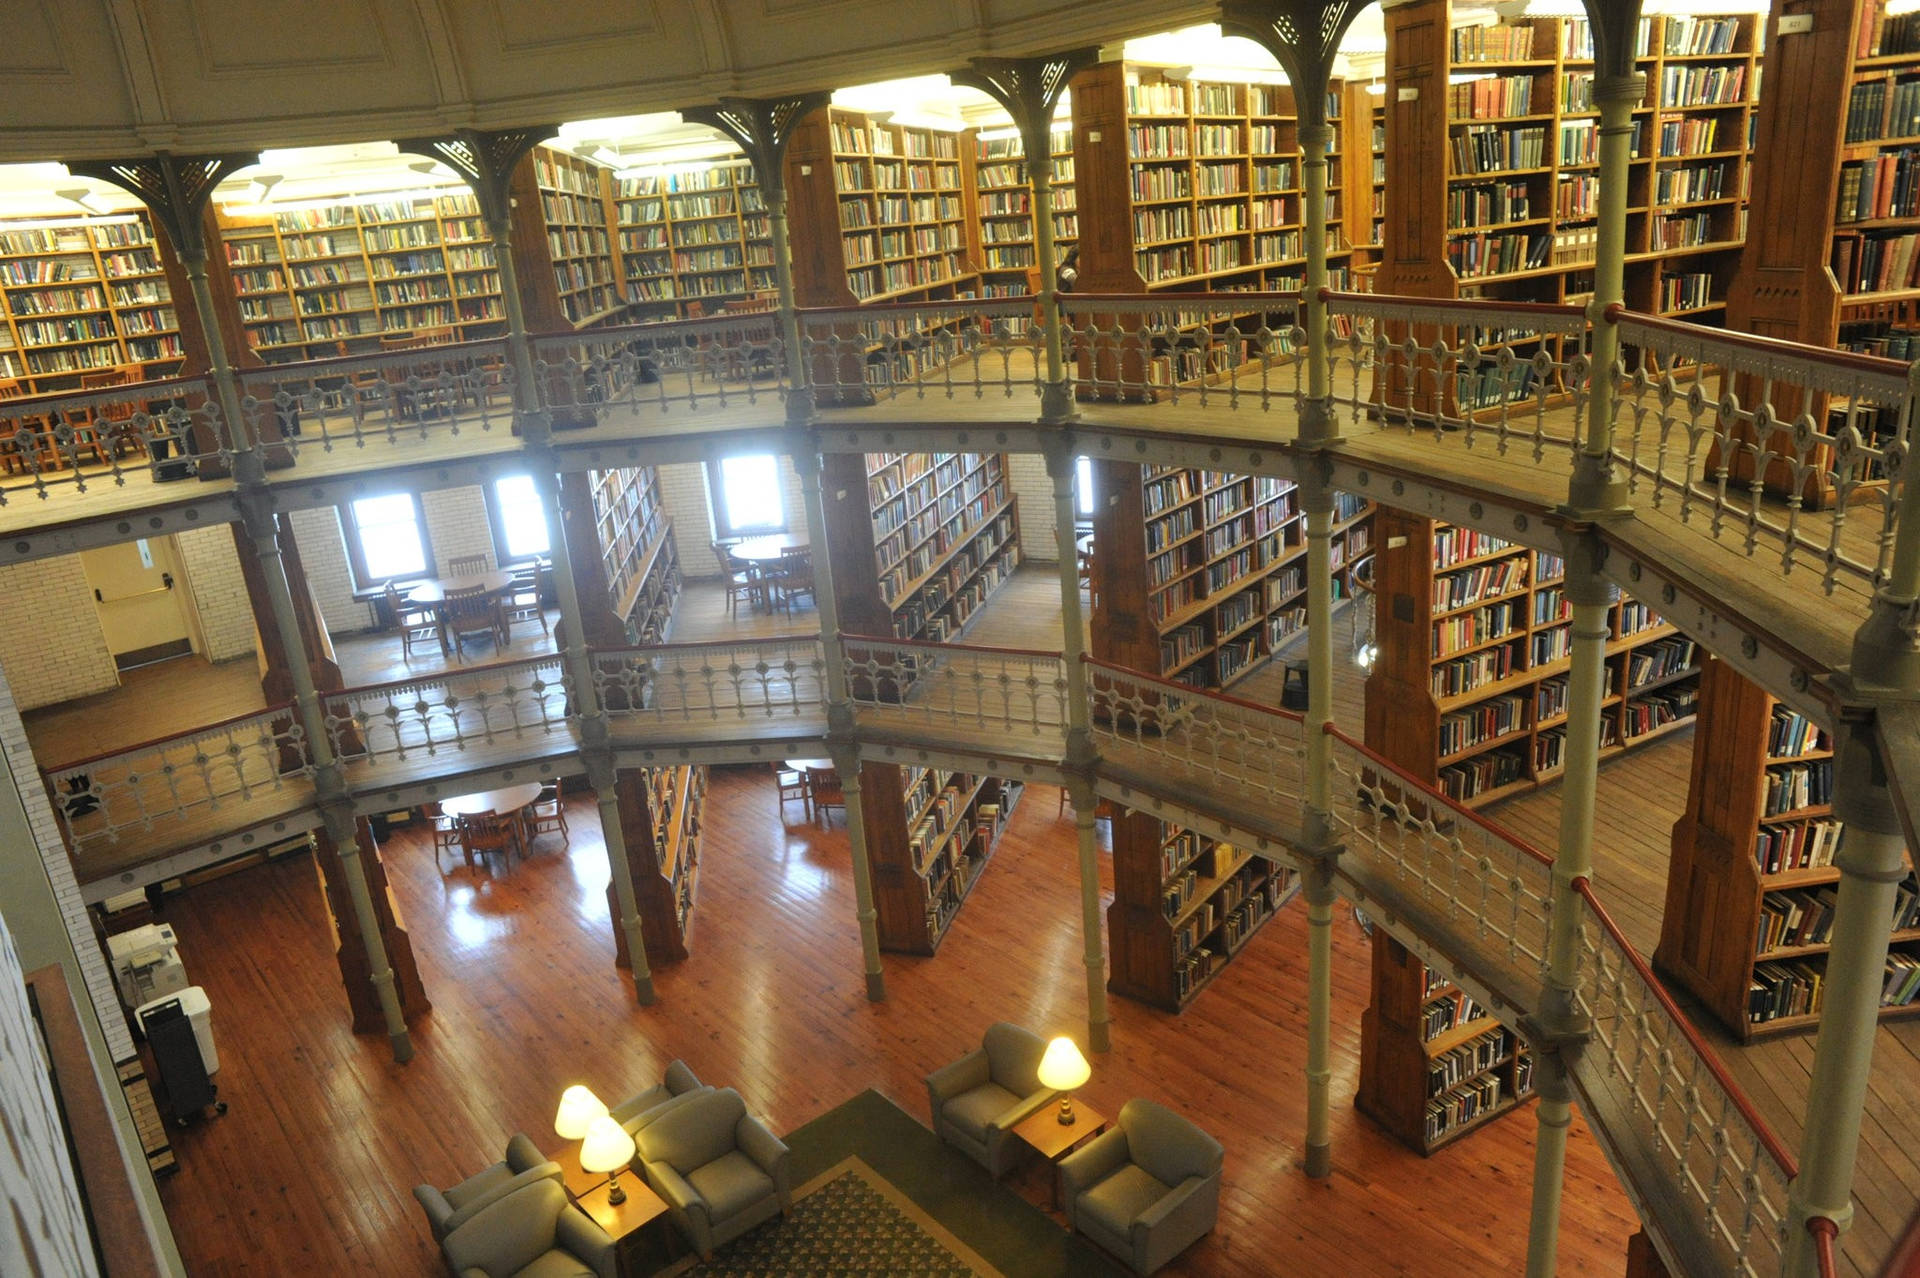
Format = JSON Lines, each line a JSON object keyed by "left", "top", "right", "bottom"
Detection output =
{"left": 1076, "top": 456, "right": 1097, "bottom": 518}
{"left": 487, "top": 474, "right": 551, "bottom": 564}
{"left": 708, "top": 454, "right": 786, "bottom": 539}
{"left": 344, "top": 493, "right": 431, "bottom": 587}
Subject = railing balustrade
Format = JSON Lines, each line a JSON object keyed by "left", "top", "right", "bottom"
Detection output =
{"left": 531, "top": 311, "right": 788, "bottom": 419}
{"left": 844, "top": 634, "right": 1067, "bottom": 750}
{"left": 1606, "top": 308, "right": 1917, "bottom": 596}
{"left": 238, "top": 338, "right": 514, "bottom": 457}
{"left": 0, "top": 375, "right": 232, "bottom": 502}
{"left": 322, "top": 655, "right": 570, "bottom": 765}
{"left": 1062, "top": 292, "right": 1304, "bottom": 409}
{"left": 1324, "top": 291, "right": 1592, "bottom": 461}
{"left": 798, "top": 298, "right": 1043, "bottom": 403}
{"left": 1573, "top": 880, "right": 1796, "bottom": 1277}
{"left": 43, "top": 705, "right": 308, "bottom": 851}
{"left": 591, "top": 637, "right": 828, "bottom": 728}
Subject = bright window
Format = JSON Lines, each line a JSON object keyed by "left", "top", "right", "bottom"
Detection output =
{"left": 1076, "top": 456, "right": 1096, "bottom": 517}
{"left": 491, "top": 474, "right": 551, "bottom": 562}
{"left": 348, "top": 494, "right": 429, "bottom": 583}
{"left": 710, "top": 454, "right": 786, "bottom": 538}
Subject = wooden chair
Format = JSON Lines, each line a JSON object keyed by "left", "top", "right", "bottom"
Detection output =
{"left": 459, "top": 810, "right": 525, "bottom": 874}
{"left": 442, "top": 585, "right": 506, "bottom": 659}
{"left": 774, "top": 763, "right": 811, "bottom": 822}
{"left": 806, "top": 766, "right": 845, "bottom": 829}
{"left": 384, "top": 582, "right": 442, "bottom": 661}
{"left": 423, "top": 804, "right": 464, "bottom": 872}
{"left": 448, "top": 552, "right": 493, "bottom": 577}
{"left": 528, "top": 777, "right": 569, "bottom": 848}
{"left": 766, "top": 546, "right": 815, "bottom": 616}
{"left": 79, "top": 369, "right": 143, "bottom": 460}
{"left": 714, "top": 543, "right": 762, "bottom": 618}
{"left": 0, "top": 378, "right": 28, "bottom": 475}
{"left": 504, "top": 558, "right": 550, "bottom": 638}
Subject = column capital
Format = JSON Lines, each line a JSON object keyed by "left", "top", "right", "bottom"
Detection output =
{"left": 1219, "top": 0, "right": 1370, "bottom": 129}
{"left": 67, "top": 152, "right": 256, "bottom": 264}
{"left": 679, "top": 94, "right": 831, "bottom": 203}
{"left": 1040, "top": 431, "right": 1080, "bottom": 479}
{"left": 393, "top": 127, "right": 554, "bottom": 228}
{"left": 948, "top": 48, "right": 1100, "bottom": 173}
{"left": 1581, "top": 0, "right": 1649, "bottom": 82}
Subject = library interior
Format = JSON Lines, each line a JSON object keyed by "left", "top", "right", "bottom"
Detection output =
{"left": 4, "top": 1, "right": 1920, "bottom": 1276}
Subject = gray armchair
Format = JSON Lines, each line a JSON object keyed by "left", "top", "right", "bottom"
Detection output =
{"left": 609, "top": 1058, "right": 709, "bottom": 1138}
{"left": 1058, "top": 1098, "right": 1224, "bottom": 1276}
{"left": 439, "top": 1177, "right": 614, "bottom": 1278}
{"left": 413, "top": 1132, "right": 562, "bottom": 1242}
{"left": 924, "top": 1021, "right": 1053, "bottom": 1176}
{"left": 634, "top": 1086, "right": 791, "bottom": 1261}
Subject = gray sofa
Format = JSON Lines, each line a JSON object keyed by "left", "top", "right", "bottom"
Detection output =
{"left": 439, "top": 1177, "right": 615, "bottom": 1278}
{"left": 634, "top": 1086, "right": 791, "bottom": 1260}
{"left": 412, "top": 1132, "right": 562, "bottom": 1242}
{"left": 609, "top": 1058, "right": 709, "bottom": 1139}
{"left": 924, "top": 1021, "right": 1054, "bottom": 1176}
{"left": 1058, "top": 1098, "right": 1224, "bottom": 1276}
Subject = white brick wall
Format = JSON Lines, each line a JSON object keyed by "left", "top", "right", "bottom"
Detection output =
{"left": 1006, "top": 452, "right": 1060, "bottom": 563}
{"left": 287, "top": 507, "right": 369, "bottom": 636}
{"left": 174, "top": 525, "right": 255, "bottom": 663}
{"left": 0, "top": 558, "right": 118, "bottom": 711}
{"left": 422, "top": 485, "right": 498, "bottom": 576}
{"left": 657, "top": 463, "right": 720, "bottom": 577}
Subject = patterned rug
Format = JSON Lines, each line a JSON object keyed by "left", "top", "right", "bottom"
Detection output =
{"left": 667, "top": 1157, "right": 1003, "bottom": 1277}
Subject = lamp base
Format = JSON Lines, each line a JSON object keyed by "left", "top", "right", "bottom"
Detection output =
{"left": 606, "top": 1172, "right": 628, "bottom": 1206}
{"left": 1056, "top": 1096, "right": 1076, "bottom": 1126}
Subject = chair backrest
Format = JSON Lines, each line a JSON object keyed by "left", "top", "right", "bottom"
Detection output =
{"left": 712, "top": 543, "right": 744, "bottom": 577}
{"left": 982, "top": 1022, "right": 1048, "bottom": 1094}
{"left": 637, "top": 1086, "right": 747, "bottom": 1174}
{"left": 448, "top": 552, "right": 492, "bottom": 577}
{"left": 441, "top": 1178, "right": 566, "bottom": 1277}
{"left": 461, "top": 811, "right": 516, "bottom": 850}
{"left": 806, "top": 767, "right": 843, "bottom": 806}
{"left": 778, "top": 546, "right": 813, "bottom": 584}
{"left": 0, "top": 378, "right": 22, "bottom": 401}
{"left": 383, "top": 581, "right": 411, "bottom": 618}
{"left": 1118, "top": 1098, "right": 1224, "bottom": 1185}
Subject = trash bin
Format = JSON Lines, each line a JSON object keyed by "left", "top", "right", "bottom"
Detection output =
{"left": 136, "top": 985, "right": 218, "bottom": 1076}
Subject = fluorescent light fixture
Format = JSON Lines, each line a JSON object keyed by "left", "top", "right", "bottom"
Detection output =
{"left": 1495, "top": 0, "right": 1584, "bottom": 16}
{"left": 573, "top": 143, "right": 625, "bottom": 168}
{"left": 1890, "top": 0, "right": 1920, "bottom": 14}
{"left": 1366, "top": 81, "right": 1387, "bottom": 96}
{"left": 613, "top": 155, "right": 756, "bottom": 180}
{"left": 54, "top": 187, "right": 107, "bottom": 215}
{"left": 220, "top": 182, "right": 467, "bottom": 216}
{"left": 974, "top": 126, "right": 1025, "bottom": 142}
{"left": 1163, "top": 64, "right": 1290, "bottom": 85}
{"left": 1644, "top": 0, "right": 1768, "bottom": 11}
{"left": 0, "top": 213, "right": 139, "bottom": 230}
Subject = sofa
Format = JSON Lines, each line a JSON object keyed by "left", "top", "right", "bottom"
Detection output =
{"left": 609, "top": 1058, "right": 710, "bottom": 1138}
{"left": 634, "top": 1086, "right": 792, "bottom": 1260}
{"left": 439, "top": 1177, "right": 615, "bottom": 1278}
{"left": 413, "top": 1132, "right": 563, "bottom": 1242}
{"left": 924, "top": 1021, "right": 1054, "bottom": 1176}
{"left": 1058, "top": 1098, "right": 1224, "bottom": 1276}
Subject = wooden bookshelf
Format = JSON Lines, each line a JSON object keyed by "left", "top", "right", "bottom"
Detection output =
{"left": 1381, "top": 7, "right": 1762, "bottom": 368}
{"left": 1088, "top": 462, "right": 1372, "bottom": 692}
{"left": 611, "top": 160, "right": 775, "bottom": 321}
{"left": 530, "top": 148, "right": 622, "bottom": 329}
{"left": 612, "top": 763, "right": 707, "bottom": 965}
{"left": 0, "top": 212, "right": 188, "bottom": 388}
{"left": 871, "top": 770, "right": 1024, "bottom": 954}
{"left": 1357, "top": 934, "right": 1535, "bottom": 1154}
{"left": 1657, "top": 659, "right": 1920, "bottom": 1040}
{"left": 589, "top": 466, "right": 679, "bottom": 643}
{"left": 1362, "top": 507, "right": 1701, "bottom": 808}
{"left": 1107, "top": 813, "right": 1298, "bottom": 1011}
{"left": 866, "top": 451, "right": 1021, "bottom": 642}
{"left": 972, "top": 124, "right": 1077, "bottom": 295}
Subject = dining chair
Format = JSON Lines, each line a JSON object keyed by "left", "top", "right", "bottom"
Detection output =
{"left": 714, "top": 542, "right": 761, "bottom": 619}
{"left": 504, "top": 558, "right": 550, "bottom": 637}
{"left": 806, "top": 766, "right": 845, "bottom": 829}
{"left": 383, "top": 581, "right": 442, "bottom": 660}
{"left": 428, "top": 810, "right": 464, "bottom": 872}
{"left": 774, "top": 763, "right": 811, "bottom": 823}
{"left": 768, "top": 546, "right": 815, "bottom": 616}
{"left": 79, "top": 370, "right": 142, "bottom": 460}
{"left": 459, "top": 810, "right": 525, "bottom": 874}
{"left": 0, "top": 379, "right": 28, "bottom": 475}
{"left": 528, "top": 777, "right": 569, "bottom": 848}
{"left": 442, "top": 585, "right": 506, "bottom": 659}
{"left": 448, "top": 552, "right": 493, "bottom": 577}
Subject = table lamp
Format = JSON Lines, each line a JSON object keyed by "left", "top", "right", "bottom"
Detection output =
{"left": 1038, "top": 1035, "right": 1092, "bottom": 1126}
{"left": 580, "top": 1114, "right": 637, "bottom": 1205}
{"left": 554, "top": 1084, "right": 607, "bottom": 1140}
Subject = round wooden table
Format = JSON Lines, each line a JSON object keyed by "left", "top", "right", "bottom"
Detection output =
{"left": 729, "top": 534, "right": 808, "bottom": 565}
{"left": 440, "top": 783, "right": 545, "bottom": 870}
{"left": 407, "top": 571, "right": 519, "bottom": 654}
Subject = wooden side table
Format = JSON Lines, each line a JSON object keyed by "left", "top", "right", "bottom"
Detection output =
{"left": 1011, "top": 1100, "right": 1110, "bottom": 1209}
{"left": 577, "top": 1177, "right": 675, "bottom": 1277}
{"left": 550, "top": 1142, "right": 607, "bottom": 1200}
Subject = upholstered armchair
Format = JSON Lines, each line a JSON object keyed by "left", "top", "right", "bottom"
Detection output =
{"left": 1058, "top": 1098, "right": 1224, "bottom": 1276}
{"left": 634, "top": 1086, "right": 791, "bottom": 1261}
{"left": 412, "top": 1132, "right": 562, "bottom": 1242}
{"left": 439, "top": 1177, "right": 614, "bottom": 1278}
{"left": 924, "top": 1021, "right": 1053, "bottom": 1176}
{"left": 609, "top": 1058, "right": 709, "bottom": 1138}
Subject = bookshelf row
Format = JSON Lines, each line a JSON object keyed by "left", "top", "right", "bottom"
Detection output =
{"left": 617, "top": 762, "right": 707, "bottom": 966}
{"left": 872, "top": 770, "right": 1024, "bottom": 954}
{"left": 588, "top": 465, "right": 679, "bottom": 643}
{"left": 865, "top": 451, "right": 1022, "bottom": 643}
{"left": 0, "top": 213, "right": 185, "bottom": 388}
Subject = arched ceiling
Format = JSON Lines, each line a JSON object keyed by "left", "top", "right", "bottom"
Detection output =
{"left": 0, "top": 0, "right": 1228, "bottom": 163}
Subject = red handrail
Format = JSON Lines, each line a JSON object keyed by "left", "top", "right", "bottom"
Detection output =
{"left": 1602, "top": 302, "right": 1913, "bottom": 381}
{"left": 1083, "top": 654, "right": 1308, "bottom": 726}
{"left": 841, "top": 631, "right": 1065, "bottom": 661}
{"left": 1810, "top": 1216, "right": 1841, "bottom": 1278}
{"left": 588, "top": 635, "right": 824, "bottom": 656}
{"left": 1321, "top": 287, "right": 1586, "bottom": 320}
{"left": 0, "top": 372, "right": 211, "bottom": 414}
{"left": 802, "top": 295, "right": 1046, "bottom": 317}
{"left": 1060, "top": 290, "right": 1303, "bottom": 307}
{"left": 43, "top": 702, "right": 298, "bottom": 774}
{"left": 235, "top": 335, "right": 507, "bottom": 380}
{"left": 319, "top": 653, "right": 562, "bottom": 702}
{"left": 1573, "top": 876, "right": 1799, "bottom": 1176}
{"left": 1879, "top": 1201, "right": 1920, "bottom": 1277}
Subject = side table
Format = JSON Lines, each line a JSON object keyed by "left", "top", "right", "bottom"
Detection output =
{"left": 1011, "top": 1100, "right": 1110, "bottom": 1209}
{"left": 550, "top": 1142, "right": 607, "bottom": 1200}
{"left": 578, "top": 1177, "right": 675, "bottom": 1278}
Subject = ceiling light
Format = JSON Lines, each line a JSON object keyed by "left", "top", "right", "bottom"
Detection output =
{"left": 249, "top": 174, "right": 284, "bottom": 205}
{"left": 0, "top": 214, "right": 138, "bottom": 230}
{"left": 573, "top": 144, "right": 625, "bottom": 168}
{"left": 975, "top": 126, "right": 1024, "bottom": 142}
{"left": 54, "top": 188, "right": 107, "bottom": 215}
{"left": 1163, "top": 64, "right": 1290, "bottom": 85}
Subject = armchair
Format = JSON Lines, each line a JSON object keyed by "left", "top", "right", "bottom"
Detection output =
{"left": 608, "top": 1058, "right": 709, "bottom": 1137}
{"left": 1058, "top": 1098, "right": 1224, "bottom": 1276}
{"left": 438, "top": 1177, "right": 614, "bottom": 1278}
{"left": 412, "top": 1131, "right": 561, "bottom": 1242}
{"left": 924, "top": 1021, "right": 1053, "bottom": 1176}
{"left": 634, "top": 1086, "right": 790, "bottom": 1261}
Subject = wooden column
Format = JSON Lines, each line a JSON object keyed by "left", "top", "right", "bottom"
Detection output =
{"left": 1085, "top": 460, "right": 1158, "bottom": 674}
{"left": 1066, "top": 62, "right": 1152, "bottom": 399}
{"left": 504, "top": 151, "right": 595, "bottom": 431}
{"left": 609, "top": 769, "right": 687, "bottom": 966}
{"left": 231, "top": 516, "right": 352, "bottom": 766}
{"left": 1361, "top": 505, "right": 1442, "bottom": 786}
{"left": 554, "top": 470, "right": 628, "bottom": 648}
{"left": 780, "top": 106, "right": 869, "bottom": 403}
{"left": 311, "top": 819, "right": 430, "bottom": 1033}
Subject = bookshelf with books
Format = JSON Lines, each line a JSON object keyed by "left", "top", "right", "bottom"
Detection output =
{"left": 1362, "top": 506, "right": 1701, "bottom": 809}
{"left": 1107, "top": 812, "right": 1298, "bottom": 1012}
{"left": 590, "top": 465, "right": 679, "bottom": 644}
{"left": 611, "top": 159, "right": 775, "bottom": 321}
{"left": 1087, "top": 461, "right": 1373, "bottom": 693}
{"left": 973, "top": 124, "right": 1077, "bottom": 297}
{"left": 1656, "top": 659, "right": 1920, "bottom": 1040}
{"left": 870, "top": 770, "right": 1025, "bottom": 955}
{"left": 865, "top": 451, "right": 1021, "bottom": 643}
{"left": 612, "top": 763, "right": 708, "bottom": 965}
{"left": 1357, "top": 934, "right": 1535, "bottom": 1154}
{"left": 0, "top": 211, "right": 190, "bottom": 388}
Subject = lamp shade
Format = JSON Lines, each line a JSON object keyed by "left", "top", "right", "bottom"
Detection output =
{"left": 554, "top": 1085, "right": 608, "bottom": 1140}
{"left": 1037, "top": 1036, "right": 1091, "bottom": 1092}
{"left": 578, "top": 1114, "right": 636, "bottom": 1175}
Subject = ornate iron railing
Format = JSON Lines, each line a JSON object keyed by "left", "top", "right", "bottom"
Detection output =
{"left": 531, "top": 311, "right": 789, "bottom": 419}
{"left": 799, "top": 297, "right": 1044, "bottom": 403}
{"left": 43, "top": 705, "right": 308, "bottom": 850}
{"left": 1062, "top": 292, "right": 1306, "bottom": 409}
{"left": 591, "top": 636, "right": 828, "bottom": 727}
{"left": 0, "top": 374, "right": 232, "bottom": 502}
{"left": 237, "top": 339, "right": 513, "bottom": 456}
{"left": 843, "top": 634, "right": 1068, "bottom": 749}
{"left": 322, "top": 655, "right": 570, "bottom": 765}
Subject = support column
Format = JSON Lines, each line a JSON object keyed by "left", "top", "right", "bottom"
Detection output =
{"left": 950, "top": 51, "right": 1099, "bottom": 424}
{"left": 1523, "top": 529, "right": 1612, "bottom": 1278}
{"left": 831, "top": 747, "right": 887, "bottom": 1001}
{"left": 1298, "top": 459, "right": 1341, "bottom": 1179}
{"left": 310, "top": 818, "right": 430, "bottom": 1032}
